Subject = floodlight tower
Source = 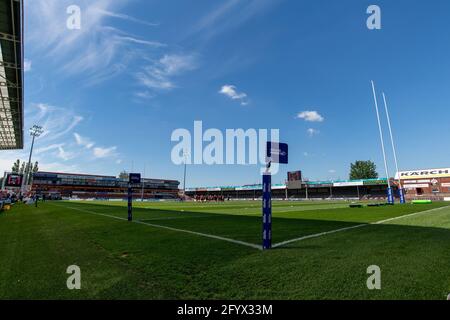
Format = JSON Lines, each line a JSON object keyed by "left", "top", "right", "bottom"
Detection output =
{"left": 21, "top": 125, "right": 44, "bottom": 194}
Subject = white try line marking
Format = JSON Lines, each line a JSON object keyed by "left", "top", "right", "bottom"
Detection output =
{"left": 272, "top": 205, "right": 450, "bottom": 248}
{"left": 51, "top": 204, "right": 262, "bottom": 251}
{"left": 139, "top": 215, "right": 214, "bottom": 221}
{"left": 274, "top": 204, "right": 349, "bottom": 214}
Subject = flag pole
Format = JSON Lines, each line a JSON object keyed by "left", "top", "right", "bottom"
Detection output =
{"left": 382, "top": 92, "right": 405, "bottom": 203}
{"left": 371, "top": 81, "right": 394, "bottom": 204}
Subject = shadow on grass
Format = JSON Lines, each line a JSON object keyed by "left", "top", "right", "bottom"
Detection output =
{"left": 52, "top": 201, "right": 450, "bottom": 246}
{"left": 3, "top": 202, "right": 450, "bottom": 299}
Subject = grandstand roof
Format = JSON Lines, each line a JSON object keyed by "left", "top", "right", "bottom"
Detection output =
{"left": 35, "top": 171, "right": 180, "bottom": 184}
{"left": 0, "top": 0, "right": 23, "bottom": 150}
{"left": 186, "top": 178, "right": 389, "bottom": 192}
{"left": 36, "top": 171, "right": 117, "bottom": 179}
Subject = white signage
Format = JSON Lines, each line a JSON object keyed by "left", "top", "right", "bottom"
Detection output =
{"left": 405, "top": 179, "right": 431, "bottom": 184}
{"left": 404, "top": 184, "right": 429, "bottom": 189}
{"left": 397, "top": 168, "right": 450, "bottom": 180}
{"left": 333, "top": 181, "right": 364, "bottom": 187}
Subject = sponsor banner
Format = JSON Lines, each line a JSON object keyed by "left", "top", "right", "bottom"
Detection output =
{"left": 333, "top": 181, "right": 364, "bottom": 187}
{"left": 444, "top": 197, "right": 450, "bottom": 202}
{"left": 404, "top": 184, "right": 429, "bottom": 189}
{"left": 221, "top": 188, "right": 236, "bottom": 191}
{"left": 206, "top": 187, "right": 221, "bottom": 192}
{"left": 441, "top": 183, "right": 450, "bottom": 187}
{"left": 363, "top": 179, "right": 387, "bottom": 186}
{"left": 397, "top": 168, "right": 450, "bottom": 180}
{"left": 308, "top": 183, "right": 333, "bottom": 188}
{"left": 234, "top": 184, "right": 285, "bottom": 191}
{"left": 404, "top": 179, "right": 432, "bottom": 184}
{"left": 236, "top": 185, "right": 259, "bottom": 191}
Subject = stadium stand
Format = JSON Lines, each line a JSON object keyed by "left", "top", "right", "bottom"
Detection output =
{"left": 31, "top": 172, "right": 180, "bottom": 200}
{"left": 185, "top": 179, "right": 392, "bottom": 201}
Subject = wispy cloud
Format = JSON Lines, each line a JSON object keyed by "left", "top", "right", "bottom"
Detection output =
{"left": 0, "top": 153, "right": 79, "bottom": 174}
{"left": 134, "top": 91, "right": 155, "bottom": 100}
{"left": 194, "top": 0, "right": 241, "bottom": 33}
{"left": 35, "top": 143, "right": 65, "bottom": 155}
{"left": 219, "top": 85, "right": 249, "bottom": 105}
{"left": 297, "top": 111, "right": 325, "bottom": 122}
{"left": 26, "top": 0, "right": 198, "bottom": 97}
{"left": 14, "top": 103, "right": 84, "bottom": 166}
{"left": 115, "top": 35, "right": 165, "bottom": 48}
{"left": 38, "top": 162, "right": 80, "bottom": 173}
{"left": 307, "top": 128, "right": 320, "bottom": 137}
{"left": 74, "top": 133, "right": 95, "bottom": 149}
{"left": 94, "top": 9, "right": 160, "bottom": 27}
{"left": 56, "top": 146, "right": 75, "bottom": 161}
{"left": 26, "top": 103, "right": 83, "bottom": 141}
{"left": 93, "top": 146, "right": 118, "bottom": 159}
{"left": 0, "top": 102, "right": 121, "bottom": 173}
{"left": 24, "top": 59, "right": 32, "bottom": 72}
{"left": 192, "top": 0, "right": 281, "bottom": 40}
{"left": 74, "top": 132, "right": 119, "bottom": 161}
{"left": 11, "top": 103, "right": 81, "bottom": 164}
{"left": 136, "top": 54, "right": 198, "bottom": 91}
{"left": 26, "top": 0, "right": 165, "bottom": 85}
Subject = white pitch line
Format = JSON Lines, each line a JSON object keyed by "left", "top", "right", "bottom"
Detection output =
{"left": 372, "top": 205, "right": 450, "bottom": 224}
{"left": 273, "top": 206, "right": 450, "bottom": 249}
{"left": 139, "top": 215, "right": 213, "bottom": 221}
{"left": 274, "top": 205, "right": 349, "bottom": 214}
{"left": 272, "top": 224, "right": 367, "bottom": 248}
{"left": 52, "top": 204, "right": 262, "bottom": 251}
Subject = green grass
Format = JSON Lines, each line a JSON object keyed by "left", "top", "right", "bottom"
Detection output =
{"left": 0, "top": 200, "right": 449, "bottom": 299}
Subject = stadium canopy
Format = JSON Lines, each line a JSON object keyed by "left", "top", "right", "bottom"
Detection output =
{"left": 0, "top": 0, "right": 23, "bottom": 150}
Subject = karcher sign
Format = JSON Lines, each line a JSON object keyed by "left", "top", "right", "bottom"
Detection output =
{"left": 397, "top": 168, "right": 450, "bottom": 180}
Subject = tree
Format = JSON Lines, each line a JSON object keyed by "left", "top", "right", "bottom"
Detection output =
{"left": 27, "top": 162, "right": 39, "bottom": 185}
{"left": 349, "top": 160, "right": 379, "bottom": 180}
{"left": 118, "top": 170, "right": 129, "bottom": 180}
{"left": 9, "top": 160, "right": 39, "bottom": 185}
{"left": 19, "top": 162, "right": 25, "bottom": 174}
{"left": 32, "top": 162, "right": 39, "bottom": 174}
{"left": 12, "top": 159, "right": 20, "bottom": 173}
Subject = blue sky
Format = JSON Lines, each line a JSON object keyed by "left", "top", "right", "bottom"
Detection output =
{"left": 2, "top": 0, "right": 450, "bottom": 187}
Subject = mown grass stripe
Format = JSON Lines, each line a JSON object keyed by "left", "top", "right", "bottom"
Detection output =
{"left": 52, "top": 204, "right": 262, "bottom": 251}
{"left": 273, "top": 205, "right": 450, "bottom": 248}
